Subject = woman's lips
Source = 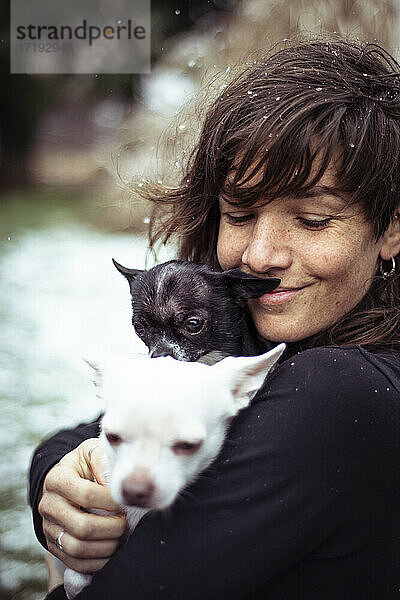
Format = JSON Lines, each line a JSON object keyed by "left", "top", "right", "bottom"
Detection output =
{"left": 257, "top": 287, "right": 306, "bottom": 306}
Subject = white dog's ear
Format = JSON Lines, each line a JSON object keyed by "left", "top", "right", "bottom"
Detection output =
{"left": 216, "top": 344, "right": 286, "bottom": 413}
{"left": 81, "top": 357, "right": 103, "bottom": 391}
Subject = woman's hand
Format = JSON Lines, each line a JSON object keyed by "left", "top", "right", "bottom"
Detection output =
{"left": 39, "top": 438, "right": 127, "bottom": 574}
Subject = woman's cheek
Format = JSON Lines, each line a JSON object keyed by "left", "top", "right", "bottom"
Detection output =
{"left": 310, "top": 237, "right": 354, "bottom": 278}
{"left": 317, "top": 253, "right": 346, "bottom": 278}
{"left": 217, "top": 225, "right": 245, "bottom": 270}
{"left": 315, "top": 250, "right": 369, "bottom": 304}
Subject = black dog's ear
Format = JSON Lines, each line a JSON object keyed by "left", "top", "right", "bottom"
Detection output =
{"left": 112, "top": 259, "right": 144, "bottom": 285}
{"left": 222, "top": 269, "right": 280, "bottom": 299}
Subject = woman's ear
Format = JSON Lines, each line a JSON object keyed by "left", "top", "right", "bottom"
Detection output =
{"left": 380, "top": 211, "right": 400, "bottom": 260}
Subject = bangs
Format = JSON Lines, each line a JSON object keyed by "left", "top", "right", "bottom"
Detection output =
{"left": 215, "top": 95, "right": 374, "bottom": 213}
{"left": 218, "top": 105, "right": 345, "bottom": 206}
{"left": 198, "top": 40, "right": 400, "bottom": 238}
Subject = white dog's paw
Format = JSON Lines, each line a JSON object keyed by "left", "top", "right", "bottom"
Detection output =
{"left": 64, "top": 568, "right": 93, "bottom": 600}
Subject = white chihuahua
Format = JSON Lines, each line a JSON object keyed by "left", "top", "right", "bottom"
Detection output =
{"left": 63, "top": 344, "right": 285, "bottom": 598}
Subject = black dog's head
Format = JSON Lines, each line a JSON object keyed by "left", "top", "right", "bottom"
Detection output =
{"left": 113, "top": 259, "right": 280, "bottom": 361}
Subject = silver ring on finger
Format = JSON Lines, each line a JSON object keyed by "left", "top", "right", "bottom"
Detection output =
{"left": 56, "top": 530, "right": 65, "bottom": 552}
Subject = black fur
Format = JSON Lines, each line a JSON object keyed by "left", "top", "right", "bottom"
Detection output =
{"left": 113, "top": 259, "right": 280, "bottom": 361}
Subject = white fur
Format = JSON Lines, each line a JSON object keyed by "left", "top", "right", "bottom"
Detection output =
{"left": 63, "top": 344, "right": 285, "bottom": 598}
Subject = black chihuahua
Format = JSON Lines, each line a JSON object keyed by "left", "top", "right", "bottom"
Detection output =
{"left": 113, "top": 259, "right": 280, "bottom": 361}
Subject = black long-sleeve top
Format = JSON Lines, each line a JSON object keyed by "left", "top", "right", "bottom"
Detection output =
{"left": 29, "top": 346, "right": 400, "bottom": 599}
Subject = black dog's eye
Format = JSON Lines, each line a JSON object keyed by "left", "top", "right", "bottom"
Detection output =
{"left": 172, "top": 440, "right": 203, "bottom": 455}
{"left": 105, "top": 432, "right": 122, "bottom": 446}
{"left": 184, "top": 317, "right": 205, "bottom": 334}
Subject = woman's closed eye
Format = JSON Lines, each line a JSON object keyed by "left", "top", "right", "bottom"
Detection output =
{"left": 221, "top": 211, "right": 333, "bottom": 230}
{"left": 222, "top": 212, "right": 254, "bottom": 225}
{"left": 296, "top": 216, "right": 332, "bottom": 230}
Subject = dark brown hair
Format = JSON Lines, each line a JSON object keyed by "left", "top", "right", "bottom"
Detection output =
{"left": 143, "top": 38, "right": 400, "bottom": 351}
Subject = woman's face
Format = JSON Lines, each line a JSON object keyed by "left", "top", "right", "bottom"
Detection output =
{"left": 217, "top": 165, "right": 391, "bottom": 343}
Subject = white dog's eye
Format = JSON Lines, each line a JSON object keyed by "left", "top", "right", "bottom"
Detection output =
{"left": 105, "top": 432, "right": 122, "bottom": 446}
{"left": 172, "top": 440, "right": 203, "bottom": 455}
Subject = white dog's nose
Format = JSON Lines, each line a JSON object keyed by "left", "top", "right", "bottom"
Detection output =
{"left": 121, "top": 475, "right": 154, "bottom": 507}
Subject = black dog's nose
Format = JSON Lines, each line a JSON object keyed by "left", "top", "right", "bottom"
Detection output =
{"left": 150, "top": 348, "right": 172, "bottom": 358}
{"left": 121, "top": 476, "right": 154, "bottom": 507}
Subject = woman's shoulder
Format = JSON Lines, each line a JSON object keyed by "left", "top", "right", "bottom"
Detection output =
{"left": 264, "top": 344, "right": 400, "bottom": 403}
{"left": 223, "top": 344, "right": 400, "bottom": 518}
{"left": 231, "top": 344, "right": 400, "bottom": 477}
{"left": 245, "top": 344, "right": 400, "bottom": 447}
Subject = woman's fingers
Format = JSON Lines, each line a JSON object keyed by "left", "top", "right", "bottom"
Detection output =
{"left": 44, "top": 512, "right": 123, "bottom": 572}
{"left": 39, "top": 438, "right": 128, "bottom": 573}
{"left": 47, "top": 536, "right": 110, "bottom": 574}
{"left": 45, "top": 521, "right": 120, "bottom": 558}
{"left": 40, "top": 493, "right": 126, "bottom": 541}
{"left": 40, "top": 492, "right": 78, "bottom": 535}
{"left": 44, "top": 464, "right": 120, "bottom": 512}
{"left": 44, "top": 439, "right": 120, "bottom": 512}
{"left": 86, "top": 443, "right": 109, "bottom": 486}
{"left": 73, "top": 438, "right": 109, "bottom": 487}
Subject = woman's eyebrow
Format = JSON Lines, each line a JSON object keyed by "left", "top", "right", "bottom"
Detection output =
{"left": 296, "top": 185, "right": 348, "bottom": 202}
{"left": 218, "top": 195, "right": 240, "bottom": 206}
{"left": 219, "top": 185, "right": 349, "bottom": 209}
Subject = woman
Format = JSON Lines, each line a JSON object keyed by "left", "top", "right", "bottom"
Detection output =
{"left": 31, "top": 38, "right": 400, "bottom": 599}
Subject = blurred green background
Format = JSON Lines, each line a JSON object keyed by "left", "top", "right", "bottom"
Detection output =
{"left": 1, "top": 1, "right": 399, "bottom": 598}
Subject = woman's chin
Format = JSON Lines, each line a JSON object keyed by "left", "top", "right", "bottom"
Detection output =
{"left": 249, "top": 310, "right": 321, "bottom": 344}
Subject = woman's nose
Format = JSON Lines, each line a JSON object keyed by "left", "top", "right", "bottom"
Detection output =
{"left": 241, "top": 217, "right": 292, "bottom": 275}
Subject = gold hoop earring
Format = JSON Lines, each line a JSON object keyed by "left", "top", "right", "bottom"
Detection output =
{"left": 380, "top": 257, "right": 396, "bottom": 280}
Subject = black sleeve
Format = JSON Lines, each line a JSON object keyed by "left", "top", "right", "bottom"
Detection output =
{"left": 44, "top": 347, "right": 400, "bottom": 600}
{"left": 29, "top": 416, "right": 102, "bottom": 549}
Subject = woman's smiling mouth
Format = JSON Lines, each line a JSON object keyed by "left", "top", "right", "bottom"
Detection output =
{"left": 257, "top": 286, "right": 309, "bottom": 305}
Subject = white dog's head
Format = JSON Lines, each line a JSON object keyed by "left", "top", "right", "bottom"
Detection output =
{"left": 90, "top": 344, "right": 285, "bottom": 511}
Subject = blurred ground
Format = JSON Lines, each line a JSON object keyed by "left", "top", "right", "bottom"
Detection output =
{"left": 0, "top": 192, "right": 173, "bottom": 599}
